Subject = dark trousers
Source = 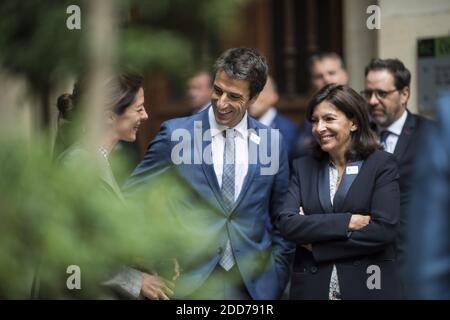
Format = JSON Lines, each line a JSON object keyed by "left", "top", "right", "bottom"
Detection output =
{"left": 184, "top": 265, "right": 251, "bottom": 300}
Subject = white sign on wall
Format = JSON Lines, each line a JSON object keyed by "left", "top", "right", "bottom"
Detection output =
{"left": 417, "top": 36, "right": 450, "bottom": 115}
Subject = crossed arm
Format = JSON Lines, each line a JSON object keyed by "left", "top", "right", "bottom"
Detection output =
{"left": 277, "top": 157, "right": 400, "bottom": 264}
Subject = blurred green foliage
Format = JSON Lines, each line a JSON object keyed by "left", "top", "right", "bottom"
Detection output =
{"left": 0, "top": 0, "right": 252, "bottom": 299}
{"left": 0, "top": 133, "right": 212, "bottom": 298}
{"left": 0, "top": 0, "right": 250, "bottom": 78}
{"left": 0, "top": 1, "right": 85, "bottom": 87}
{"left": 0, "top": 0, "right": 250, "bottom": 125}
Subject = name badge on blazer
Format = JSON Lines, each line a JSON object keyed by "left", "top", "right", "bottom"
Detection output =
{"left": 346, "top": 166, "right": 359, "bottom": 175}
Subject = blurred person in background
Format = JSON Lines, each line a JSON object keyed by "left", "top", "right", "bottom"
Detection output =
{"left": 186, "top": 71, "right": 213, "bottom": 114}
{"left": 248, "top": 76, "right": 298, "bottom": 161}
{"left": 294, "top": 52, "right": 349, "bottom": 159}
{"left": 309, "top": 52, "right": 349, "bottom": 93}
{"left": 406, "top": 93, "right": 450, "bottom": 299}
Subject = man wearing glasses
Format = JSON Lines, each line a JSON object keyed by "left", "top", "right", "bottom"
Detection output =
{"left": 361, "top": 58, "right": 432, "bottom": 298}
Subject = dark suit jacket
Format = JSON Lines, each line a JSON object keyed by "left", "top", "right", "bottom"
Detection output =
{"left": 277, "top": 150, "right": 402, "bottom": 299}
{"left": 389, "top": 111, "right": 432, "bottom": 266}
{"left": 125, "top": 108, "right": 294, "bottom": 299}
{"left": 271, "top": 112, "right": 299, "bottom": 161}
{"left": 292, "top": 119, "right": 315, "bottom": 160}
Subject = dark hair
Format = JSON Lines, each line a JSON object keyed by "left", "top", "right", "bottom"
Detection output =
{"left": 364, "top": 58, "right": 410, "bottom": 90}
{"left": 306, "top": 84, "right": 380, "bottom": 160}
{"left": 308, "top": 52, "right": 346, "bottom": 70}
{"left": 57, "top": 72, "right": 143, "bottom": 122}
{"left": 55, "top": 72, "right": 143, "bottom": 156}
{"left": 214, "top": 47, "right": 268, "bottom": 100}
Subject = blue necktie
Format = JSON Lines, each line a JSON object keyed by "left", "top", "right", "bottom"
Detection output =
{"left": 219, "top": 128, "right": 236, "bottom": 271}
{"left": 379, "top": 130, "right": 391, "bottom": 151}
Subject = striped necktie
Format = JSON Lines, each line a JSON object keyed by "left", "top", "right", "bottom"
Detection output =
{"left": 219, "top": 128, "right": 236, "bottom": 271}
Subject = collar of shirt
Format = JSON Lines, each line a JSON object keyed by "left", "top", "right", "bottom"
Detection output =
{"left": 381, "top": 109, "right": 408, "bottom": 136}
{"left": 208, "top": 106, "right": 248, "bottom": 139}
{"left": 258, "top": 107, "right": 277, "bottom": 127}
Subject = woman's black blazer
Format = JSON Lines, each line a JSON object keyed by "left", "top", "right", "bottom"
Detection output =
{"left": 277, "top": 150, "right": 402, "bottom": 299}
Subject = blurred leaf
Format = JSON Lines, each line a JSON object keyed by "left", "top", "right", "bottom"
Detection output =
{"left": 0, "top": 1, "right": 85, "bottom": 86}
{"left": 0, "top": 133, "right": 209, "bottom": 298}
{"left": 118, "top": 27, "right": 192, "bottom": 75}
{"left": 200, "top": 0, "right": 251, "bottom": 34}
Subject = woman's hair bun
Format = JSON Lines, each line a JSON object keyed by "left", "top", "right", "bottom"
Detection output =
{"left": 56, "top": 93, "right": 73, "bottom": 120}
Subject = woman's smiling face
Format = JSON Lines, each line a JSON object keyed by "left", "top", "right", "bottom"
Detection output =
{"left": 113, "top": 87, "right": 148, "bottom": 142}
{"left": 311, "top": 101, "right": 357, "bottom": 159}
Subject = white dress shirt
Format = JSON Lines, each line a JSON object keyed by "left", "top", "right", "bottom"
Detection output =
{"left": 208, "top": 107, "right": 249, "bottom": 201}
{"left": 380, "top": 110, "right": 407, "bottom": 154}
{"left": 328, "top": 163, "right": 342, "bottom": 300}
{"left": 258, "top": 107, "right": 277, "bottom": 127}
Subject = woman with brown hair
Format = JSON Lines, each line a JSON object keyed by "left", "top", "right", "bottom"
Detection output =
{"left": 277, "top": 84, "right": 402, "bottom": 299}
{"left": 49, "top": 73, "right": 175, "bottom": 300}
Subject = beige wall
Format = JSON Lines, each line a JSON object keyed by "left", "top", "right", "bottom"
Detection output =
{"left": 0, "top": 72, "right": 71, "bottom": 148}
{"left": 343, "top": 0, "right": 377, "bottom": 93}
{"left": 344, "top": 0, "right": 450, "bottom": 113}
{"left": 0, "top": 72, "right": 34, "bottom": 139}
{"left": 378, "top": 0, "right": 450, "bottom": 113}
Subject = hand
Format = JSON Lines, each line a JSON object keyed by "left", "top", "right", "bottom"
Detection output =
{"left": 348, "top": 214, "right": 371, "bottom": 231}
{"left": 139, "top": 272, "right": 175, "bottom": 300}
{"left": 172, "top": 258, "right": 181, "bottom": 281}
